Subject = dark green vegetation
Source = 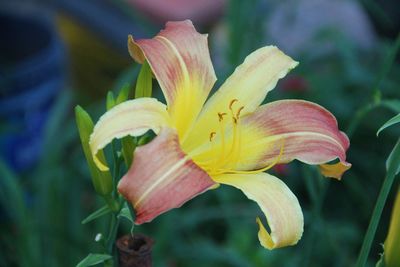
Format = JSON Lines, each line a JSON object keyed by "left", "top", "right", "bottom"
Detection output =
{"left": 1, "top": 0, "right": 400, "bottom": 266}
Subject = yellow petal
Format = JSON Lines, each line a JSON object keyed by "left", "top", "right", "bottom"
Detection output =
{"left": 89, "top": 98, "right": 170, "bottom": 171}
{"left": 182, "top": 46, "right": 298, "bottom": 152}
{"left": 212, "top": 172, "right": 303, "bottom": 249}
{"left": 128, "top": 20, "right": 216, "bottom": 139}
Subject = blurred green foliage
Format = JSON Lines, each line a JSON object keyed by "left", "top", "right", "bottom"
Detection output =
{"left": 1, "top": 0, "right": 400, "bottom": 267}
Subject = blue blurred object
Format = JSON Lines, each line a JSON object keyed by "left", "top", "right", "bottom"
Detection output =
{"left": 0, "top": 9, "right": 66, "bottom": 171}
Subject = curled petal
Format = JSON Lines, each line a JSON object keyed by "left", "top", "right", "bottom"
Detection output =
{"left": 183, "top": 45, "right": 297, "bottom": 151}
{"left": 118, "top": 128, "right": 215, "bottom": 224}
{"left": 89, "top": 98, "right": 170, "bottom": 171}
{"left": 238, "top": 100, "right": 351, "bottom": 178}
{"left": 128, "top": 20, "right": 216, "bottom": 139}
{"left": 319, "top": 161, "right": 352, "bottom": 180}
{"left": 212, "top": 173, "right": 304, "bottom": 249}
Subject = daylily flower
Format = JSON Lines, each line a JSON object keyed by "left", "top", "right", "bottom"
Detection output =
{"left": 89, "top": 20, "right": 351, "bottom": 249}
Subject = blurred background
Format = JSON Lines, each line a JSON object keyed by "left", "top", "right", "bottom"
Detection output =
{"left": 0, "top": 0, "right": 399, "bottom": 266}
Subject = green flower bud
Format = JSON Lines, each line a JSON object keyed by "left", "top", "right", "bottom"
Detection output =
{"left": 106, "top": 91, "right": 116, "bottom": 111}
{"left": 135, "top": 60, "right": 152, "bottom": 99}
{"left": 75, "top": 106, "right": 113, "bottom": 196}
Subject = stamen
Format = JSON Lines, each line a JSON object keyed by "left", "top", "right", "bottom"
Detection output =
{"left": 218, "top": 113, "right": 226, "bottom": 162}
{"left": 215, "top": 101, "right": 243, "bottom": 169}
{"left": 236, "top": 106, "right": 244, "bottom": 119}
{"left": 213, "top": 139, "right": 285, "bottom": 175}
{"left": 229, "top": 99, "right": 238, "bottom": 110}
{"left": 209, "top": 132, "right": 216, "bottom": 142}
{"left": 218, "top": 112, "right": 227, "bottom": 122}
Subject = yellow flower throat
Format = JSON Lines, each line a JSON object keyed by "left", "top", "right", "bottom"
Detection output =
{"left": 194, "top": 99, "right": 284, "bottom": 176}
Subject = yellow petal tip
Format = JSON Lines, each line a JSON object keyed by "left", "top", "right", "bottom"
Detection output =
{"left": 93, "top": 153, "right": 109, "bottom": 172}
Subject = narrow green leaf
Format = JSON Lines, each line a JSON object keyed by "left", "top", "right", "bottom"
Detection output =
{"left": 116, "top": 84, "right": 131, "bottom": 104}
{"left": 386, "top": 138, "right": 400, "bottom": 176}
{"left": 106, "top": 91, "right": 116, "bottom": 111}
{"left": 76, "top": 253, "right": 112, "bottom": 267}
{"left": 75, "top": 106, "right": 113, "bottom": 196}
{"left": 381, "top": 100, "right": 400, "bottom": 113}
{"left": 81, "top": 205, "right": 111, "bottom": 224}
{"left": 356, "top": 138, "right": 400, "bottom": 267}
{"left": 0, "top": 160, "right": 38, "bottom": 265}
{"left": 135, "top": 60, "right": 152, "bottom": 98}
{"left": 377, "top": 113, "right": 400, "bottom": 136}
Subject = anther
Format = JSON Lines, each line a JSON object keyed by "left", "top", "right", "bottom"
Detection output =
{"left": 218, "top": 112, "right": 227, "bottom": 122}
{"left": 236, "top": 106, "right": 244, "bottom": 119}
{"left": 229, "top": 99, "right": 238, "bottom": 110}
{"left": 209, "top": 132, "right": 216, "bottom": 142}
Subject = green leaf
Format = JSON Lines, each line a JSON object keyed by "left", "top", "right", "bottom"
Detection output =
{"left": 381, "top": 100, "right": 400, "bottom": 113}
{"left": 106, "top": 91, "right": 116, "bottom": 111}
{"left": 116, "top": 84, "right": 131, "bottom": 104}
{"left": 118, "top": 203, "right": 135, "bottom": 235}
{"left": 135, "top": 60, "right": 152, "bottom": 98}
{"left": 82, "top": 205, "right": 111, "bottom": 224}
{"left": 118, "top": 206, "right": 134, "bottom": 223}
{"left": 377, "top": 113, "right": 400, "bottom": 136}
{"left": 75, "top": 106, "right": 113, "bottom": 196}
{"left": 386, "top": 138, "right": 400, "bottom": 177}
{"left": 76, "top": 253, "right": 112, "bottom": 267}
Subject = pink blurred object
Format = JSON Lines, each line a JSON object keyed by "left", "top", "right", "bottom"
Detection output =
{"left": 273, "top": 164, "right": 290, "bottom": 176}
{"left": 128, "top": 0, "right": 225, "bottom": 27}
{"left": 280, "top": 75, "right": 309, "bottom": 93}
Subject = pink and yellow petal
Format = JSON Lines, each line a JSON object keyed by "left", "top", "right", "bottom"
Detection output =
{"left": 89, "top": 98, "right": 171, "bottom": 171}
{"left": 212, "top": 172, "right": 303, "bottom": 249}
{"left": 118, "top": 128, "right": 215, "bottom": 224}
{"left": 237, "top": 100, "right": 350, "bottom": 178}
{"left": 128, "top": 20, "right": 216, "bottom": 139}
{"left": 182, "top": 45, "right": 298, "bottom": 152}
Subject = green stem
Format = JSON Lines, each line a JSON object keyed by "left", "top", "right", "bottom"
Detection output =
{"left": 346, "top": 103, "right": 379, "bottom": 138}
{"left": 301, "top": 166, "right": 329, "bottom": 267}
{"left": 103, "top": 195, "right": 120, "bottom": 213}
{"left": 106, "top": 214, "right": 120, "bottom": 253}
{"left": 355, "top": 171, "right": 397, "bottom": 267}
{"left": 373, "top": 32, "right": 400, "bottom": 92}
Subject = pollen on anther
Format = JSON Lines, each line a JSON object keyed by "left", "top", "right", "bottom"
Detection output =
{"left": 218, "top": 112, "right": 227, "bottom": 122}
{"left": 229, "top": 99, "right": 238, "bottom": 110}
{"left": 209, "top": 132, "right": 216, "bottom": 142}
{"left": 236, "top": 106, "right": 245, "bottom": 119}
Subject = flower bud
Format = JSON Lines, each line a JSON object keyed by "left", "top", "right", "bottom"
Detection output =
{"left": 75, "top": 106, "right": 113, "bottom": 196}
{"left": 135, "top": 60, "right": 153, "bottom": 98}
